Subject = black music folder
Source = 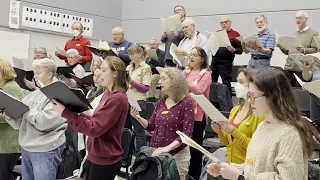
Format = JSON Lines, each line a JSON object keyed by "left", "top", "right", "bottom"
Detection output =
{"left": 0, "top": 90, "right": 29, "bottom": 119}
{"left": 87, "top": 46, "right": 117, "bottom": 59}
{"left": 70, "top": 73, "right": 94, "bottom": 86}
{"left": 14, "top": 67, "right": 34, "bottom": 90}
{"left": 57, "top": 66, "right": 75, "bottom": 78}
{"left": 40, "top": 81, "right": 93, "bottom": 113}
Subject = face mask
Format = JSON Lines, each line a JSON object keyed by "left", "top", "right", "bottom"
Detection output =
{"left": 73, "top": 30, "right": 80, "bottom": 37}
{"left": 235, "top": 82, "right": 248, "bottom": 99}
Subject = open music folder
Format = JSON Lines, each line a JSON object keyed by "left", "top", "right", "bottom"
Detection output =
{"left": 146, "top": 49, "right": 158, "bottom": 60}
{"left": 70, "top": 73, "right": 94, "bottom": 86}
{"left": 12, "top": 56, "right": 35, "bottom": 90}
{"left": 55, "top": 45, "right": 66, "bottom": 56}
{"left": 169, "top": 43, "right": 184, "bottom": 67}
{"left": 57, "top": 66, "right": 75, "bottom": 78}
{"left": 160, "top": 14, "right": 182, "bottom": 32}
{"left": 206, "top": 30, "right": 231, "bottom": 55}
{"left": 176, "top": 131, "right": 220, "bottom": 163}
{"left": 0, "top": 90, "right": 29, "bottom": 119}
{"left": 277, "top": 35, "right": 299, "bottom": 53}
{"left": 40, "top": 81, "right": 93, "bottom": 113}
{"left": 190, "top": 93, "right": 229, "bottom": 122}
{"left": 294, "top": 73, "right": 320, "bottom": 98}
{"left": 236, "top": 36, "right": 263, "bottom": 49}
{"left": 87, "top": 40, "right": 117, "bottom": 59}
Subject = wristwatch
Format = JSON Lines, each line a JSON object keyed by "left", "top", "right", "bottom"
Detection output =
{"left": 238, "top": 171, "right": 245, "bottom": 180}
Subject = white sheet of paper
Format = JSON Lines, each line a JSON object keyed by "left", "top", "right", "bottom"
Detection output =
{"left": 190, "top": 93, "right": 229, "bottom": 122}
{"left": 302, "top": 80, "right": 320, "bottom": 99}
{"left": 155, "top": 67, "right": 164, "bottom": 74}
{"left": 278, "top": 36, "right": 299, "bottom": 51}
{"left": 206, "top": 30, "right": 231, "bottom": 56}
{"left": 98, "top": 40, "right": 110, "bottom": 50}
{"left": 56, "top": 45, "right": 66, "bottom": 56}
{"left": 12, "top": 56, "right": 34, "bottom": 71}
{"left": 294, "top": 73, "right": 305, "bottom": 86}
{"left": 146, "top": 49, "right": 158, "bottom": 60}
{"left": 160, "top": 14, "right": 182, "bottom": 32}
{"left": 176, "top": 131, "right": 221, "bottom": 163}
{"left": 169, "top": 43, "right": 183, "bottom": 66}
{"left": 54, "top": 58, "right": 67, "bottom": 67}
{"left": 126, "top": 90, "right": 141, "bottom": 111}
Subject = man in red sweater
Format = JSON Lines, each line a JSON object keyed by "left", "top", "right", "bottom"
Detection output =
{"left": 56, "top": 22, "right": 92, "bottom": 69}
{"left": 211, "top": 17, "right": 243, "bottom": 96}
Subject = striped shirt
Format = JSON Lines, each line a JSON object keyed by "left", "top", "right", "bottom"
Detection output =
{"left": 312, "top": 70, "right": 320, "bottom": 81}
{"left": 250, "top": 29, "right": 276, "bottom": 58}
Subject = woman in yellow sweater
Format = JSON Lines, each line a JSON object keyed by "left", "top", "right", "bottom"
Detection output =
{"left": 211, "top": 68, "right": 264, "bottom": 164}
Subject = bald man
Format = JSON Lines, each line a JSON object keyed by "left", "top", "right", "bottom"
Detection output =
{"left": 174, "top": 18, "right": 210, "bottom": 68}
{"left": 211, "top": 17, "right": 243, "bottom": 95}
{"left": 278, "top": 11, "right": 319, "bottom": 87}
{"left": 109, "top": 27, "right": 134, "bottom": 66}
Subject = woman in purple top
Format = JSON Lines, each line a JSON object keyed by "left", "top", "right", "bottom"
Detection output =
{"left": 131, "top": 67, "right": 195, "bottom": 180}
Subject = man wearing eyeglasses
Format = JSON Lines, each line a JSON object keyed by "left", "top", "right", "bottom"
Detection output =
{"left": 211, "top": 17, "right": 243, "bottom": 96}
{"left": 109, "top": 27, "right": 134, "bottom": 67}
{"left": 174, "top": 18, "right": 210, "bottom": 69}
{"left": 277, "top": 11, "right": 319, "bottom": 87}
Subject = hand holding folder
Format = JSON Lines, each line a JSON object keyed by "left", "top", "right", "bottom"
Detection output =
{"left": 40, "top": 81, "right": 92, "bottom": 113}
{"left": 0, "top": 90, "right": 29, "bottom": 119}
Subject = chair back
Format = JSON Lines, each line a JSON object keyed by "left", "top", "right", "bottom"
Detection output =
{"left": 145, "top": 102, "right": 156, "bottom": 119}
{"left": 293, "top": 89, "right": 311, "bottom": 114}
{"left": 121, "top": 128, "right": 134, "bottom": 166}
{"left": 231, "top": 65, "right": 246, "bottom": 82}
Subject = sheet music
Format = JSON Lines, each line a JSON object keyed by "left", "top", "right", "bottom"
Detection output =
{"left": 146, "top": 49, "right": 158, "bottom": 60}
{"left": 206, "top": 30, "right": 231, "bottom": 56}
{"left": 169, "top": 43, "right": 183, "bottom": 66}
{"left": 278, "top": 36, "right": 299, "bottom": 51}
{"left": 294, "top": 73, "right": 305, "bottom": 86}
{"left": 126, "top": 90, "right": 142, "bottom": 111}
{"left": 55, "top": 45, "right": 66, "bottom": 56}
{"left": 190, "top": 93, "right": 229, "bottom": 122}
{"left": 302, "top": 80, "right": 320, "bottom": 99}
{"left": 237, "top": 36, "right": 263, "bottom": 48}
{"left": 54, "top": 58, "right": 67, "bottom": 67}
{"left": 98, "top": 40, "right": 110, "bottom": 50}
{"left": 160, "top": 14, "right": 182, "bottom": 32}
{"left": 176, "top": 131, "right": 220, "bottom": 163}
{"left": 12, "top": 56, "right": 34, "bottom": 71}
{"left": 156, "top": 67, "right": 164, "bottom": 74}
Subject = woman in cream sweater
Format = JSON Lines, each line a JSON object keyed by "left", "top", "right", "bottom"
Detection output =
{"left": 208, "top": 67, "right": 310, "bottom": 180}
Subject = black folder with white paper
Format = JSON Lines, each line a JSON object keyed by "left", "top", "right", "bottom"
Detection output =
{"left": 40, "top": 81, "right": 93, "bottom": 113}
{"left": 0, "top": 90, "right": 29, "bottom": 119}
{"left": 70, "top": 73, "right": 94, "bottom": 86}
{"left": 12, "top": 56, "right": 35, "bottom": 90}
{"left": 57, "top": 66, "right": 75, "bottom": 78}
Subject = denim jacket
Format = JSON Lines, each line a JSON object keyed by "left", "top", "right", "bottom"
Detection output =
{"left": 131, "top": 146, "right": 180, "bottom": 180}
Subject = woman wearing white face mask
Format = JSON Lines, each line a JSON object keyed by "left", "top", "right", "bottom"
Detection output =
{"left": 55, "top": 22, "right": 93, "bottom": 67}
{"left": 211, "top": 68, "right": 264, "bottom": 164}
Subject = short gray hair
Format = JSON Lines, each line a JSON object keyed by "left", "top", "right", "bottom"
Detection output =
{"left": 112, "top": 27, "right": 124, "bottom": 34}
{"left": 90, "top": 57, "right": 104, "bottom": 72}
{"left": 32, "top": 58, "right": 57, "bottom": 78}
{"left": 296, "top": 11, "right": 308, "bottom": 18}
{"left": 34, "top": 46, "right": 47, "bottom": 57}
{"left": 66, "top": 49, "right": 80, "bottom": 58}
{"left": 255, "top": 15, "right": 268, "bottom": 24}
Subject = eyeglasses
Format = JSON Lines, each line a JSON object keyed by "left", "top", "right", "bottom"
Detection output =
{"left": 220, "top": 20, "right": 230, "bottom": 24}
{"left": 247, "top": 92, "right": 265, "bottom": 103}
{"left": 187, "top": 53, "right": 200, "bottom": 58}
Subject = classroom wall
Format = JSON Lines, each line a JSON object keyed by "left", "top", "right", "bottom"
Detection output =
{"left": 121, "top": 0, "right": 320, "bottom": 67}
{"left": 0, "top": 0, "right": 122, "bottom": 59}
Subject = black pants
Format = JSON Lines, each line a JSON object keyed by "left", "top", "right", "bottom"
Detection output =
{"left": 165, "top": 59, "right": 176, "bottom": 67}
{"left": 188, "top": 115, "right": 207, "bottom": 180}
{"left": 85, "top": 160, "right": 122, "bottom": 180}
{"left": 0, "top": 153, "right": 20, "bottom": 180}
{"left": 211, "top": 59, "right": 233, "bottom": 96}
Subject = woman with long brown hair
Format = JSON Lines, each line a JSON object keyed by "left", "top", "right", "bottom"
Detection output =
{"left": 208, "top": 67, "right": 310, "bottom": 180}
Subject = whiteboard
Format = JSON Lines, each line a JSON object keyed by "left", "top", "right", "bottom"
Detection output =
{"left": 0, "top": 30, "right": 30, "bottom": 65}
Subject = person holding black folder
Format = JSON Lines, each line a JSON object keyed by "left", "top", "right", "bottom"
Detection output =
{"left": 4, "top": 58, "right": 67, "bottom": 180}
{"left": 53, "top": 56, "right": 130, "bottom": 180}
{"left": 58, "top": 49, "right": 85, "bottom": 88}
{"left": 0, "top": 59, "right": 24, "bottom": 180}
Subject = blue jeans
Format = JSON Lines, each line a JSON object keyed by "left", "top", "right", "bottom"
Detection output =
{"left": 247, "top": 58, "right": 270, "bottom": 70}
{"left": 125, "top": 100, "right": 147, "bottom": 153}
{"left": 21, "top": 144, "right": 65, "bottom": 180}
